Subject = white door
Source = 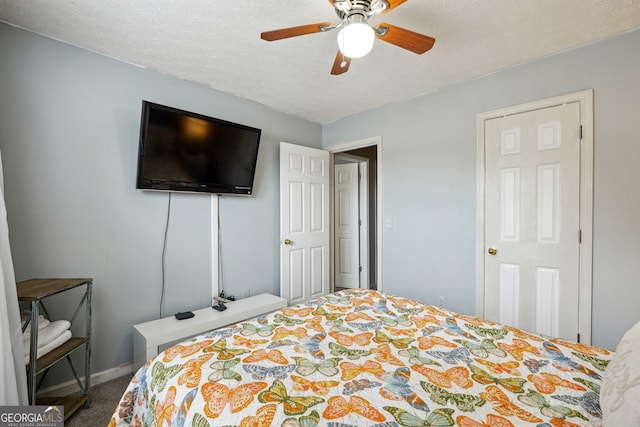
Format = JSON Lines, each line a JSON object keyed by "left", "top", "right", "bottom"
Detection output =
{"left": 334, "top": 163, "right": 360, "bottom": 289}
{"left": 280, "top": 142, "right": 330, "bottom": 305}
{"left": 483, "top": 102, "right": 581, "bottom": 341}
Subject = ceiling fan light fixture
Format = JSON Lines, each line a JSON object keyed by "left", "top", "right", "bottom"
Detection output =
{"left": 337, "top": 22, "right": 374, "bottom": 58}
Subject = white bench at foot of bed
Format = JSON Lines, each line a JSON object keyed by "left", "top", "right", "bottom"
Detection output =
{"left": 132, "top": 293, "right": 287, "bottom": 370}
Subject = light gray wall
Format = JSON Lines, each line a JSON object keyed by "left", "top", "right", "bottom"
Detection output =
{"left": 0, "top": 23, "right": 322, "bottom": 375}
{"left": 324, "top": 29, "right": 640, "bottom": 350}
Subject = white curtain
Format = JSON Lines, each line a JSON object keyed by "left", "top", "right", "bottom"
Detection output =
{"left": 0, "top": 151, "right": 28, "bottom": 404}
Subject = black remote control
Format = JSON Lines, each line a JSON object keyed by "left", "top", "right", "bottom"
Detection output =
{"left": 213, "top": 302, "right": 227, "bottom": 312}
{"left": 175, "top": 311, "right": 194, "bottom": 320}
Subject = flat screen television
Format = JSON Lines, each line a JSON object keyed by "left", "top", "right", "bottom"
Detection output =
{"left": 136, "top": 101, "right": 261, "bottom": 195}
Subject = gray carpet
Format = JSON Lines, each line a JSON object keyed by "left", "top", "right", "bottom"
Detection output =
{"left": 65, "top": 374, "right": 132, "bottom": 426}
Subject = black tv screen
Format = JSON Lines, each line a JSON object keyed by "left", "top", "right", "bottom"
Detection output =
{"left": 136, "top": 101, "right": 261, "bottom": 195}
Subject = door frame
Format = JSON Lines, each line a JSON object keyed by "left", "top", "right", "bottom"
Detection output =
{"left": 334, "top": 153, "right": 370, "bottom": 288}
{"left": 475, "top": 90, "right": 594, "bottom": 344}
{"left": 327, "top": 136, "right": 383, "bottom": 292}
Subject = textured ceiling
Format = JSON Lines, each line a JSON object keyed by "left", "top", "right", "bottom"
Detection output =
{"left": 1, "top": 0, "right": 640, "bottom": 123}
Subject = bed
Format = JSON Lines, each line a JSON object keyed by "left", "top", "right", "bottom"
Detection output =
{"left": 110, "top": 289, "right": 617, "bottom": 427}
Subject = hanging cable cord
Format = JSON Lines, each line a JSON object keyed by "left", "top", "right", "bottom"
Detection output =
{"left": 160, "top": 192, "right": 172, "bottom": 318}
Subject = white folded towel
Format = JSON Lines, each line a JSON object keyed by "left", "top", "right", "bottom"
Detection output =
{"left": 21, "top": 313, "right": 50, "bottom": 333}
{"left": 23, "top": 320, "right": 71, "bottom": 348}
{"left": 24, "top": 329, "right": 72, "bottom": 365}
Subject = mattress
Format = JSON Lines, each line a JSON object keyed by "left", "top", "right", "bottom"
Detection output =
{"left": 110, "top": 289, "right": 612, "bottom": 426}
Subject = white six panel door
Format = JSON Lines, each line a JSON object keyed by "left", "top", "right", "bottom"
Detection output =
{"left": 280, "top": 142, "right": 330, "bottom": 305}
{"left": 484, "top": 102, "right": 581, "bottom": 341}
{"left": 334, "top": 163, "right": 360, "bottom": 289}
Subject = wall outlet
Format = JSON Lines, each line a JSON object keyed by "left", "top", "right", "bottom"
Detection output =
{"left": 438, "top": 296, "right": 447, "bottom": 309}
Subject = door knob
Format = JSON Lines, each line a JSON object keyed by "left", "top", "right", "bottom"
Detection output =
{"left": 488, "top": 247, "right": 498, "bottom": 255}
{"left": 283, "top": 239, "right": 293, "bottom": 245}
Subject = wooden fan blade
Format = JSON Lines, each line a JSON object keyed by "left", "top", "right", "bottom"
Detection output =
{"left": 261, "top": 22, "right": 333, "bottom": 41}
{"left": 331, "top": 51, "right": 351, "bottom": 75}
{"left": 382, "top": 0, "right": 409, "bottom": 13}
{"left": 375, "top": 23, "right": 435, "bottom": 54}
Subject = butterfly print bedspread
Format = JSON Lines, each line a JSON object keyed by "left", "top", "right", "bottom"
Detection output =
{"left": 110, "top": 290, "right": 612, "bottom": 426}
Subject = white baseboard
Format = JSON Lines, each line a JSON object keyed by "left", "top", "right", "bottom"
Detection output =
{"left": 37, "top": 361, "right": 135, "bottom": 397}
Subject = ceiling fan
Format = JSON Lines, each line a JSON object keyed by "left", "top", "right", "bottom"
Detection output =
{"left": 260, "top": 0, "right": 436, "bottom": 75}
